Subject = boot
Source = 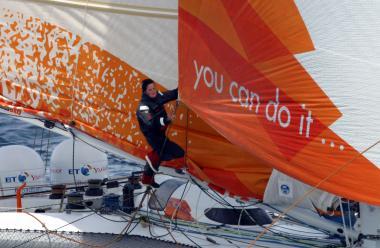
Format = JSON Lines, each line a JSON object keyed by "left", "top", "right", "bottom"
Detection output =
{"left": 141, "top": 172, "right": 160, "bottom": 188}
{"left": 145, "top": 151, "right": 160, "bottom": 173}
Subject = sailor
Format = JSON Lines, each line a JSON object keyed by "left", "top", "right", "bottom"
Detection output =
{"left": 136, "top": 78, "right": 184, "bottom": 188}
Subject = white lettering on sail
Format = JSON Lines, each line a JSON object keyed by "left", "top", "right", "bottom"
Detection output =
{"left": 238, "top": 86, "right": 249, "bottom": 108}
{"left": 305, "top": 110, "right": 314, "bottom": 138}
{"left": 249, "top": 92, "right": 260, "bottom": 113}
{"left": 203, "top": 66, "right": 214, "bottom": 88}
{"left": 265, "top": 88, "right": 291, "bottom": 128}
{"left": 278, "top": 106, "right": 291, "bottom": 128}
{"left": 298, "top": 104, "right": 314, "bottom": 138}
{"left": 215, "top": 72, "right": 223, "bottom": 93}
{"left": 191, "top": 59, "right": 315, "bottom": 138}
{"left": 193, "top": 60, "right": 204, "bottom": 90}
{"left": 193, "top": 60, "right": 224, "bottom": 93}
{"left": 229, "top": 81, "right": 238, "bottom": 102}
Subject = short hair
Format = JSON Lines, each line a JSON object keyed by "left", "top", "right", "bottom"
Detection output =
{"left": 142, "top": 78, "right": 154, "bottom": 92}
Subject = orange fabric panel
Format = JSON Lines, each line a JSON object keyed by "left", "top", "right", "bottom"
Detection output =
{"left": 203, "top": 168, "right": 265, "bottom": 199}
{"left": 180, "top": 0, "right": 247, "bottom": 60}
{"left": 248, "top": 0, "right": 314, "bottom": 54}
{"left": 164, "top": 198, "right": 194, "bottom": 222}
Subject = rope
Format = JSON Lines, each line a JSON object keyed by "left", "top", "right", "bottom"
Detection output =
{"left": 69, "top": 130, "right": 78, "bottom": 191}
{"left": 157, "top": 99, "right": 181, "bottom": 163}
{"left": 32, "top": 127, "right": 38, "bottom": 149}
{"left": 347, "top": 200, "right": 354, "bottom": 245}
{"left": 339, "top": 198, "right": 350, "bottom": 247}
{"left": 23, "top": 212, "right": 52, "bottom": 248}
{"left": 184, "top": 106, "right": 190, "bottom": 170}
{"left": 44, "top": 130, "right": 51, "bottom": 174}
{"left": 248, "top": 138, "right": 380, "bottom": 247}
{"left": 39, "top": 128, "right": 44, "bottom": 156}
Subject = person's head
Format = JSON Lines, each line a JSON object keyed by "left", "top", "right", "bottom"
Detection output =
{"left": 142, "top": 78, "right": 157, "bottom": 98}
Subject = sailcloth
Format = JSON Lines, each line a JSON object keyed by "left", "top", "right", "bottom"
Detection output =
{"left": 179, "top": 0, "right": 380, "bottom": 205}
{"left": 2, "top": 0, "right": 380, "bottom": 205}
{"left": 0, "top": 1, "right": 271, "bottom": 199}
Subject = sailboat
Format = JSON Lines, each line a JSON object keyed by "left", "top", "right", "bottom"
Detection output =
{"left": 0, "top": 0, "right": 379, "bottom": 247}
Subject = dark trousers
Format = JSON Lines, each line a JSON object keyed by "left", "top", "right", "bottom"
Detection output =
{"left": 144, "top": 138, "right": 184, "bottom": 176}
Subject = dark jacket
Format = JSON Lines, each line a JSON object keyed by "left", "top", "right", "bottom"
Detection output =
{"left": 136, "top": 88, "right": 178, "bottom": 151}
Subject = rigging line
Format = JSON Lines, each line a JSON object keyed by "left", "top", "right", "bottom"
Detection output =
{"left": 184, "top": 106, "right": 189, "bottom": 170}
{"left": 19, "top": 191, "right": 147, "bottom": 248}
{"left": 157, "top": 99, "right": 181, "bottom": 164}
{"left": 39, "top": 128, "right": 44, "bottom": 157}
{"left": 69, "top": 130, "right": 78, "bottom": 191}
{"left": 70, "top": 132, "right": 107, "bottom": 154}
{"left": 147, "top": 185, "right": 199, "bottom": 246}
{"left": 248, "top": 138, "right": 380, "bottom": 248}
{"left": 191, "top": 176, "right": 235, "bottom": 209}
{"left": 44, "top": 130, "right": 51, "bottom": 173}
{"left": 170, "top": 180, "right": 191, "bottom": 230}
{"left": 339, "top": 198, "right": 350, "bottom": 247}
{"left": 259, "top": 203, "right": 330, "bottom": 235}
{"left": 106, "top": 188, "right": 152, "bottom": 245}
{"left": 149, "top": 190, "right": 201, "bottom": 247}
{"left": 241, "top": 206, "right": 325, "bottom": 246}
{"left": 153, "top": 206, "right": 178, "bottom": 244}
{"left": 190, "top": 178, "right": 227, "bottom": 206}
{"left": 23, "top": 212, "right": 52, "bottom": 248}
{"left": 151, "top": 214, "right": 339, "bottom": 246}
{"left": 194, "top": 186, "right": 202, "bottom": 226}
{"left": 347, "top": 200, "right": 354, "bottom": 246}
{"left": 32, "top": 127, "right": 38, "bottom": 149}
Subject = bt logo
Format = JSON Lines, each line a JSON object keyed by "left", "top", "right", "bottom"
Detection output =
{"left": 18, "top": 172, "right": 29, "bottom": 182}
{"left": 68, "top": 165, "right": 93, "bottom": 176}
{"left": 80, "top": 164, "right": 93, "bottom": 176}
{"left": 5, "top": 172, "right": 31, "bottom": 183}
{"left": 280, "top": 184, "right": 290, "bottom": 195}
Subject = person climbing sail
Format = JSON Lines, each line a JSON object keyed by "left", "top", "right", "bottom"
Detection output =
{"left": 136, "top": 78, "right": 184, "bottom": 188}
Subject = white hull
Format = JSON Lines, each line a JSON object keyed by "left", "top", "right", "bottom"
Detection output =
{"left": 0, "top": 174, "right": 343, "bottom": 248}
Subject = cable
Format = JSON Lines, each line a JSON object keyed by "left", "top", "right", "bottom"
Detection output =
{"left": 339, "top": 197, "right": 350, "bottom": 247}
{"left": 39, "top": 128, "right": 44, "bottom": 157}
{"left": 157, "top": 99, "right": 180, "bottom": 160}
{"left": 32, "top": 126, "right": 38, "bottom": 149}
{"left": 44, "top": 130, "right": 51, "bottom": 174}
{"left": 69, "top": 130, "right": 78, "bottom": 191}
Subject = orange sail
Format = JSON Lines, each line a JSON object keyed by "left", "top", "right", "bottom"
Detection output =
{"left": 0, "top": 6, "right": 271, "bottom": 199}
{"left": 179, "top": 0, "right": 380, "bottom": 205}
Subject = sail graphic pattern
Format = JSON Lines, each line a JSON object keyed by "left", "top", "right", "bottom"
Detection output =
{"left": 0, "top": 8, "right": 272, "bottom": 200}
{"left": 179, "top": 0, "right": 380, "bottom": 205}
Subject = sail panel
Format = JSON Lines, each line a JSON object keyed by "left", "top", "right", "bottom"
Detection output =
{"left": 179, "top": 0, "right": 380, "bottom": 205}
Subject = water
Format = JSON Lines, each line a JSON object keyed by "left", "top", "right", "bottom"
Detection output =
{"left": 0, "top": 112, "right": 140, "bottom": 178}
